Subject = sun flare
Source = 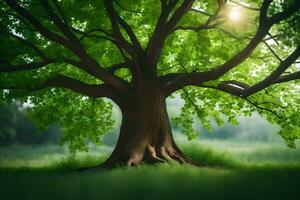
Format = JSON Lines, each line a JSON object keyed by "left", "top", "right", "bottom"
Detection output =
{"left": 228, "top": 8, "right": 241, "bottom": 22}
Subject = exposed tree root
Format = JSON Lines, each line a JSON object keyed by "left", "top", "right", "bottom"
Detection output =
{"left": 77, "top": 144, "right": 205, "bottom": 171}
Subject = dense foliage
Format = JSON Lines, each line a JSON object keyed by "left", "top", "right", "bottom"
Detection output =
{"left": 0, "top": 0, "right": 299, "bottom": 151}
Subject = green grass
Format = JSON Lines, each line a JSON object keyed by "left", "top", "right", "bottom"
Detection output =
{"left": 180, "top": 140, "right": 300, "bottom": 169}
{"left": 1, "top": 140, "right": 300, "bottom": 200}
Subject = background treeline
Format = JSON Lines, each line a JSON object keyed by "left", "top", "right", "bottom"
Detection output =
{"left": 0, "top": 102, "right": 281, "bottom": 146}
{"left": 0, "top": 103, "right": 61, "bottom": 145}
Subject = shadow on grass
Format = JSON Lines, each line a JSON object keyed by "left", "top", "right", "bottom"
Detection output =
{"left": 1, "top": 164, "right": 300, "bottom": 200}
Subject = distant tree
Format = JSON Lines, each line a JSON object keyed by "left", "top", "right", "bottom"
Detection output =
{"left": 0, "top": 0, "right": 299, "bottom": 169}
{"left": 0, "top": 103, "right": 62, "bottom": 145}
{"left": 0, "top": 104, "right": 18, "bottom": 144}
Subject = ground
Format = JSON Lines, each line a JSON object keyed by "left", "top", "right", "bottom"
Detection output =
{"left": 0, "top": 139, "right": 300, "bottom": 200}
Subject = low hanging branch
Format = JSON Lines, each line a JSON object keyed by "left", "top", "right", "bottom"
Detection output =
{"left": 0, "top": 75, "right": 122, "bottom": 104}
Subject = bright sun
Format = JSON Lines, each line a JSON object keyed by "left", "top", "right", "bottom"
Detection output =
{"left": 228, "top": 8, "right": 241, "bottom": 22}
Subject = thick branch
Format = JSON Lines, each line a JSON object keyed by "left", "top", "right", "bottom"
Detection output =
{"left": 104, "top": 0, "right": 137, "bottom": 57}
{"left": 4, "top": 0, "right": 71, "bottom": 49}
{"left": 112, "top": 2, "right": 143, "bottom": 52}
{"left": 200, "top": 0, "right": 273, "bottom": 80}
{"left": 198, "top": 83, "right": 284, "bottom": 118}
{"left": 199, "top": 82, "right": 247, "bottom": 97}
{"left": 0, "top": 60, "right": 54, "bottom": 72}
{"left": 243, "top": 46, "right": 300, "bottom": 96}
{"left": 106, "top": 62, "right": 128, "bottom": 74}
{"left": 198, "top": 47, "right": 300, "bottom": 98}
{"left": 40, "top": 0, "right": 77, "bottom": 41}
{"left": 1, "top": 75, "right": 122, "bottom": 104}
{"left": 165, "top": 0, "right": 195, "bottom": 33}
{"left": 196, "top": 48, "right": 300, "bottom": 101}
{"left": 146, "top": 0, "right": 195, "bottom": 72}
{"left": 274, "top": 71, "right": 300, "bottom": 84}
{"left": 52, "top": 0, "right": 69, "bottom": 25}
{"left": 104, "top": 0, "right": 146, "bottom": 84}
{"left": 4, "top": 0, "right": 130, "bottom": 93}
{"left": 269, "top": 1, "right": 300, "bottom": 25}
{"left": 46, "top": 75, "right": 121, "bottom": 102}
{"left": 164, "top": 0, "right": 300, "bottom": 95}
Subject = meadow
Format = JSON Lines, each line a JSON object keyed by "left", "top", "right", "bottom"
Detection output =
{"left": 1, "top": 138, "right": 300, "bottom": 200}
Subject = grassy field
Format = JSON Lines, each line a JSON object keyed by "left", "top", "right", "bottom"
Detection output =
{"left": 1, "top": 139, "right": 300, "bottom": 200}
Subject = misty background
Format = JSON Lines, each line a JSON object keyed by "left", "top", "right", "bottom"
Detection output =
{"left": 0, "top": 95, "right": 285, "bottom": 148}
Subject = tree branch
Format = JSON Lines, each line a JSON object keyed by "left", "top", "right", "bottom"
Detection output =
{"left": 245, "top": 98, "right": 283, "bottom": 118}
{"left": 114, "top": 0, "right": 142, "bottom": 14}
{"left": 0, "top": 60, "right": 54, "bottom": 72}
{"left": 269, "top": 1, "right": 300, "bottom": 25}
{"left": 262, "top": 40, "right": 282, "bottom": 62}
{"left": 4, "top": 0, "right": 130, "bottom": 93}
{"left": 173, "top": 7, "right": 226, "bottom": 34}
{"left": 196, "top": 46, "right": 300, "bottom": 98}
{"left": 190, "top": 8, "right": 212, "bottom": 17}
{"left": 51, "top": 0, "right": 69, "bottom": 25}
{"left": 197, "top": 82, "right": 284, "bottom": 118}
{"left": 229, "top": 0, "right": 260, "bottom": 11}
{"left": 164, "top": 0, "right": 300, "bottom": 95}
{"left": 200, "top": 81, "right": 247, "bottom": 97}
{"left": 184, "top": 0, "right": 227, "bottom": 33}
{"left": 1, "top": 75, "right": 122, "bottom": 104}
{"left": 104, "top": 0, "right": 138, "bottom": 58}
{"left": 115, "top": 13, "right": 143, "bottom": 52}
{"left": 264, "top": 33, "right": 280, "bottom": 45}
{"left": 242, "top": 46, "right": 300, "bottom": 96}
{"left": 200, "top": 0, "right": 273, "bottom": 79}
{"left": 45, "top": 75, "right": 121, "bottom": 102}
{"left": 105, "top": 62, "right": 129, "bottom": 74}
{"left": 4, "top": 0, "right": 72, "bottom": 49}
{"left": 0, "top": 31, "right": 48, "bottom": 60}
{"left": 146, "top": 0, "right": 195, "bottom": 73}
{"left": 72, "top": 27, "right": 113, "bottom": 37}
{"left": 72, "top": 27, "right": 116, "bottom": 43}
{"left": 40, "top": 0, "right": 77, "bottom": 41}
{"left": 274, "top": 71, "right": 300, "bottom": 84}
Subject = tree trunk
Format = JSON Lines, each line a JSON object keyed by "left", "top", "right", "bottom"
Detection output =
{"left": 88, "top": 81, "right": 203, "bottom": 169}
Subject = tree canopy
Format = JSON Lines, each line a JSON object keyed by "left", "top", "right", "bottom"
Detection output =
{"left": 0, "top": 0, "right": 299, "bottom": 151}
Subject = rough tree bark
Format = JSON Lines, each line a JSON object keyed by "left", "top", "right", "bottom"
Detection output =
{"left": 97, "top": 79, "right": 203, "bottom": 169}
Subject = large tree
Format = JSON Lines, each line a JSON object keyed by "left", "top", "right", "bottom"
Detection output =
{"left": 0, "top": 0, "right": 299, "bottom": 168}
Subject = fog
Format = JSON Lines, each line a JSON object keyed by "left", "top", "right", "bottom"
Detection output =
{"left": 0, "top": 96, "right": 284, "bottom": 147}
